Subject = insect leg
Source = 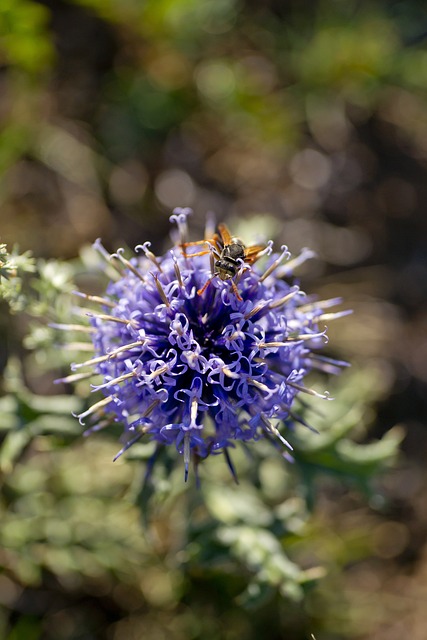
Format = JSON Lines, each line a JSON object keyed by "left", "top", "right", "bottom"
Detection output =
{"left": 197, "top": 275, "right": 216, "bottom": 296}
{"left": 181, "top": 233, "right": 222, "bottom": 258}
{"left": 230, "top": 279, "right": 243, "bottom": 302}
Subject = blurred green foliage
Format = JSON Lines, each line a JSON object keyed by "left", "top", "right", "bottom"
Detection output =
{"left": 0, "top": 0, "right": 53, "bottom": 73}
{"left": 0, "top": 0, "right": 53, "bottom": 174}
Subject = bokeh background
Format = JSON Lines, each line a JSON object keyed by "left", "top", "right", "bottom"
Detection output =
{"left": 1, "top": 0, "right": 427, "bottom": 638}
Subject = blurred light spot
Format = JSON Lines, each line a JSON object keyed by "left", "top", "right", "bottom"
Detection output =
{"left": 195, "top": 60, "right": 236, "bottom": 103}
{"left": 155, "top": 169, "right": 195, "bottom": 208}
{"left": 2, "top": 521, "right": 29, "bottom": 547}
{"left": 345, "top": 562, "right": 382, "bottom": 593}
{"left": 13, "top": 467, "right": 46, "bottom": 491}
{"left": 111, "top": 616, "right": 159, "bottom": 640}
{"left": 66, "top": 193, "right": 109, "bottom": 237}
{"left": 395, "top": 263, "right": 427, "bottom": 307}
{"left": 409, "top": 331, "right": 427, "bottom": 383}
{"left": 281, "top": 219, "right": 320, "bottom": 254}
{"left": 38, "top": 125, "right": 98, "bottom": 190}
{"left": 381, "top": 466, "right": 422, "bottom": 501}
{"left": 281, "top": 185, "right": 321, "bottom": 219}
{"left": 141, "top": 569, "right": 176, "bottom": 607}
{"left": 330, "top": 153, "right": 364, "bottom": 193}
{"left": 201, "top": 2, "right": 237, "bottom": 35}
{"left": 399, "top": 50, "right": 427, "bottom": 90}
{"left": 61, "top": 463, "right": 92, "bottom": 492}
{"left": 337, "top": 301, "right": 400, "bottom": 358}
{"left": 113, "top": 583, "right": 145, "bottom": 610}
{"left": 380, "top": 88, "right": 427, "bottom": 157}
{"left": 259, "top": 458, "right": 289, "bottom": 498}
{"left": 235, "top": 152, "right": 279, "bottom": 184}
{"left": 372, "top": 521, "right": 409, "bottom": 559}
{"left": 228, "top": 214, "right": 280, "bottom": 244}
{"left": 306, "top": 96, "right": 350, "bottom": 151}
{"left": 376, "top": 177, "right": 417, "bottom": 217}
{"left": 147, "top": 51, "right": 190, "bottom": 90}
{"left": 205, "top": 148, "right": 244, "bottom": 185}
{"left": 322, "top": 225, "right": 372, "bottom": 265}
{"left": 0, "top": 575, "right": 22, "bottom": 606}
{"left": 109, "top": 161, "right": 148, "bottom": 206}
{"left": 299, "top": 21, "right": 397, "bottom": 87}
{"left": 290, "top": 149, "right": 332, "bottom": 190}
{"left": 381, "top": 88, "right": 420, "bottom": 126}
{"left": 237, "top": 55, "right": 277, "bottom": 94}
{"left": 48, "top": 611, "right": 78, "bottom": 639}
{"left": 44, "top": 520, "right": 72, "bottom": 545}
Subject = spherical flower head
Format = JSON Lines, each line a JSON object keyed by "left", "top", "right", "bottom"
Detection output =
{"left": 67, "top": 209, "right": 349, "bottom": 481}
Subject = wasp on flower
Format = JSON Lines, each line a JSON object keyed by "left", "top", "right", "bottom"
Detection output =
{"left": 181, "top": 222, "right": 267, "bottom": 301}
{"left": 55, "top": 207, "right": 350, "bottom": 482}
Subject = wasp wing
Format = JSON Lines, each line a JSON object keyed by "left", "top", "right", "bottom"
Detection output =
{"left": 244, "top": 244, "right": 266, "bottom": 264}
{"left": 217, "top": 223, "right": 232, "bottom": 245}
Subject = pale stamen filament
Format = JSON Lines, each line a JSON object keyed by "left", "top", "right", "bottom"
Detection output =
{"left": 286, "top": 380, "right": 332, "bottom": 400}
{"left": 222, "top": 367, "right": 240, "bottom": 379}
{"left": 298, "top": 297, "right": 343, "bottom": 313}
{"left": 148, "top": 364, "right": 169, "bottom": 380}
{"left": 256, "top": 240, "right": 274, "bottom": 258}
{"left": 72, "top": 339, "right": 146, "bottom": 370}
{"left": 84, "top": 310, "right": 138, "bottom": 327}
{"left": 268, "top": 286, "right": 302, "bottom": 309}
{"left": 234, "top": 264, "right": 250, "bottom": 286}
{"left": 256, "top": 330, "right": 327, "bottom": 348}
{"left": 260, "top": 414, "right": 293, "bottom": 450}
{"left": 110, "top": 248, "right": 145, "bottom": 283}
{"left": 106, "top": 339, "right": 147, "bottom": 358}
{"left": 49, "top": 323, "right": 95, "bottom": 333}
{"left": 275, "top": 247, "right": 316, "bottom": 278}
{"left": 75, "top": 395, "right": 114, "bottom": 423}
{"left": 259, "top": 246, "right": 290, "bottom": 282}
{"left": 171, "top": 252, "right": 184, "bottom": 288}
{"left": 226, "top": 330, "right": 244, "bottom": 342}
{"left": 190, "top": 397, "right": 198, "bottom": 427}
{"left": 306, "top": 310, "right": 353, "bottom": 323}
{"left": 113, "top": 428, "right": 151, "bottom": 462}
{"left": 152, "top": 273, "right": 170, "bottom": 307}
{"left": 55, "top": 371, "right": 95, "bottom": 384}
{"left": 142, "top": 399, "right": 160, "bottom": 419}
{"left": 93, "top": 370, "right": 136, "bottom": 391}
{"left": 244, "top": 300, "right": 271, "bottom": 320}
{"left": 248, "top": 378, "right": 274, "bottom": 394}
{"left": 92, "top": 239, "right": 122, "bottom": 279}
{"left": 170, "top": 209, "right": 191, "bottom": 247}
{"left": 72, "top": 290, "right": 115, "bottom": 308}
{"left": 135, "top": 242, "right": 163, "bottom": 273}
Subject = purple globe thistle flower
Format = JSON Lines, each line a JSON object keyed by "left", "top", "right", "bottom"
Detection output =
{"left": 57, "top": 208, "right": 349, "bottom": 481}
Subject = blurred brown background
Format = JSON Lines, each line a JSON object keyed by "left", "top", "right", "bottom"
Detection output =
{"left": 1, "top": 0, "right": 427, "bottom": 638}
